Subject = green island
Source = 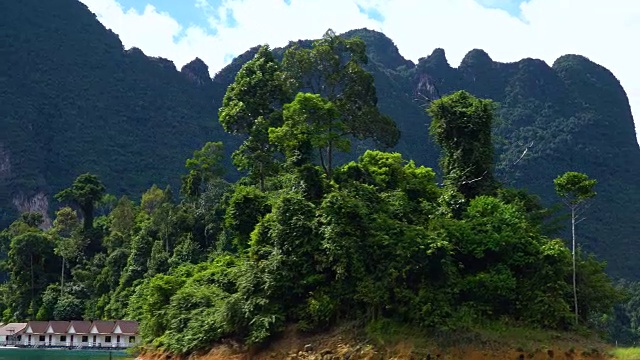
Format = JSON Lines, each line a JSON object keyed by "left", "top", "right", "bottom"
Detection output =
{"left": 3, "top": 1, "right": 640, "bottom": 359}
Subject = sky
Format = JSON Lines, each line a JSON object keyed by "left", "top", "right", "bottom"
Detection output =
{"left": 79, "top": 0, "right": 640, "bottom": 142}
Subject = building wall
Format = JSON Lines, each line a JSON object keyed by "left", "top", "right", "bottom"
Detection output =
{"left": 16, "top": 333, "right": 138, "bottom": 348}
{"left": 23, "top": 334, "right": 47, "bottom": 346}
{"left": 86, "top": 334, "right": 138, "bottom": 348}
{"left": 41, "top": 334, "right": 68, "bottom": 346}
{"left": 1, "top": 334, "right": 23, "bottom": 345}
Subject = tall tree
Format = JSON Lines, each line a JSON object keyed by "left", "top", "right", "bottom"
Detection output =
{"left": 554, "top": 171, "right": 597, "bottom": 325}
{"left": 180, "top": 141, "right": 225, "bottom": 198}
{"left": 219, "top": 45, "right": 291, "bottom": 190}
{"left": 428, "top": 90, "right": 498, "bottom": 200}
{"left": 281, "top": 29, "right": 399, "bottom": 179}
{"left": 54, "top": 173, "right": 106, "bottom": 231}
{"left": 51, "top": 207, "right": 84, "bottom": 295}
{"left": 7, "top": 232, "right": 56, "bottom": 319}
{"left": 141, "top": 185, "right": 166, "bottom": 215}
{"left": 269, "top": 92, "right": 345, "bottom": 175}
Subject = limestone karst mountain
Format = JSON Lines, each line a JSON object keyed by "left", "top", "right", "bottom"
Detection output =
{"left": 1, "top": 0, "right": 639, "bottom": 278}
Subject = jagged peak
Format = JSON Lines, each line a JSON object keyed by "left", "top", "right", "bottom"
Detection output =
{"left": 419, "top": 48, "right": 450, "bottom": 69}
{"left": 181, "top": 58, "right": 211, "bottom": 85}
{"left": 429, "top": 48, "right": 448, "bottom": 62}
{"left": 341, "top": 28, "right": 414, "bottom": 69}
{"left": 125, "top": 47, "right": 145, "bottom": 57}
{"left": 459, "top": 49, "right": 493, "bottom": 69}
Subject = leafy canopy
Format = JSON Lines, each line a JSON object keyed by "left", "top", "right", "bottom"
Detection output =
{"left": 554, "top": 171, "right": 597, "bottom": 205}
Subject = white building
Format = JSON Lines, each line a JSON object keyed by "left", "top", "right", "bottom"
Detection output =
{"left": 66, "top": 320, "right": 92, "bottom": 347}
{"left": 0, "top": 323, "right": 27, "bottom": 346}
{"left": 113, "top": 320, "right": 140, "bottom": 348}
{"left": 23, "top": 321, "right": 48, "bottom": 346}
{"left": 88, "top": 320, "right": 115, "bottom": 347}
{"left": 45, "top": 321, "right": 70, "bottom": 346}
{"left": 1, "top": 320, "right": 139, "bottom": 349}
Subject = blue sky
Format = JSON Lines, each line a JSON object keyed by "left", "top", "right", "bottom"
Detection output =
{"left": 116, "top": 0, "right": 211, "bottom": 27}
{"left": 80, "top": 0, "right": 640, "bottom": 141}
{"left": 106, "top": 0, "right": 528, "bottom": 28}
{"left": 475, "top": 0, "right": 528, "bottom": 17}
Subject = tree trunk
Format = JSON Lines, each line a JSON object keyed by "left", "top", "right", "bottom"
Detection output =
{"left": 572, "top": 206, "right": 578, "bottom": 325}
{"left": 61, "top": 256, "right": 65, "bottom": 295}
{"left": 259, "top": 162, "right": 265, "bottom": 192}
{"left": 318, "top": 148, "right": 328, "bottom": 177}
{"left": 327, "top": 140, "right": 333, "bottom": 180}
{"left": 30, "top": 253, "right": 34, "bottom": 301}
{"left": 164, "top": 225, "right": 169, "bottom": 254}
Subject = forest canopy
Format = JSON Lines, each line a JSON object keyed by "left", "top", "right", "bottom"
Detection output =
{"left": 0, "top": 30, "right": 623, "bottom": 355}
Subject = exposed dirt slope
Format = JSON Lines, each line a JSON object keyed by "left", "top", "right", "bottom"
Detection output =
{"left": 137, "top": 324, "right": 615, "bottom": 360}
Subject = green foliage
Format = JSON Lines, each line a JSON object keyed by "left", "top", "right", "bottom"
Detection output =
{"left": 7, "top": 232, "right": 58, "bottom": 319}
{"left": 280, "top": 29, "right": 400, "bottom": 177}
{"left": 53, "top": 294, "right": 84, "bottom": 320}
{"left": 55, "top": 173, "right": 106, "bottom": 233}
{"left": 554, "top": 172, "right": 597, "bottom": 205}
{"left": 219, "top": 45, "right": 290, "bottom": 189}
{"left": 601, "top": 280, "right": 640, "bottom": 345}
{"left": 554, "top": 171, "right": 598, "bottom": 325}
{"left": 428, "top": 90, "right": 498, "bottom": 200}
{"left": 0, "top": 22, "right": 625, "bottom": 357}
{"left": 1, "top": 10, "right": 637, "bottom": 283}
{"left": 224, "top": 185, "right": 270, "bottom": 250}
{"left": 0, "top": 145, "right": 620, "bottom": 353}
{"left": 181, "top": 142, "right": 225, "bottom": 198}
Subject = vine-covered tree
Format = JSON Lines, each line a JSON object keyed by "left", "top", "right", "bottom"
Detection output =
{"left": 428, "top": 90, "right": 498, "bottom": 200}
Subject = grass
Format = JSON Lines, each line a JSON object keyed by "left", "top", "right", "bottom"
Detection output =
{"left": 364, "top": 318, "right": 612, "bottom": 358}
{"left": 611, "top": 348, "right": 640, "bottom": 360}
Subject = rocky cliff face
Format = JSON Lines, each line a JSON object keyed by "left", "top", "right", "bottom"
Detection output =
{"left": 12, "top": 192, "right": 51, "bottom": 229}
{"left": 0, "top": 0, "right": 237, "bottom": 228}
{"left": 181, "top": 58, "right": 212, "bottom": 86}
{"left": 0, "top": 144, "right": 10, "bottom": 179}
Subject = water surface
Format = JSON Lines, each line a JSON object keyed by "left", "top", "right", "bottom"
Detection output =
{"left": 0, "top": 348, "right": 133, "bottom": 360}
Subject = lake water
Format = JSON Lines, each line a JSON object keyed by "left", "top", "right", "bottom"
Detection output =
{"left": 0, "top": 349, "right": 134, "bottom": 360}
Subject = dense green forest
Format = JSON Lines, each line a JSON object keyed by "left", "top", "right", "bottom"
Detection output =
{"left": 2, "top": 1, "right": 640, "bottom": 282}
{"left": 0, "top": 30, "right": 634, "bottom": 356}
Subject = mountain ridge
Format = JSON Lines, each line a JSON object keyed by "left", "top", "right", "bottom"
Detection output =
{"left": 1, "top": 1, "right": 639, "bottom": 278}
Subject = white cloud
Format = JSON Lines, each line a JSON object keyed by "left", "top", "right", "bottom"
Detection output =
{"left": 79, "top": 0, "right": 640, "bottom": 141}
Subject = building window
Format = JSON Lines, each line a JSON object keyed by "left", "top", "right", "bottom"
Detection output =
{"left": 39, "top": 335, "right": 45, "bottom": 342}
{"left": 16, "top": 335, "right": 21, "bottom": 341}
{"left": 105, "top": 336, "right": 111, "bottom": 343}
{"left": 129, "top": 336, "right": 135, "bottom": 343}
{"left": 60, "top": 335, "right": 66, "bottom": 342}
{"left": 82, "top": 336, "right": 88, "bottom": 343}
